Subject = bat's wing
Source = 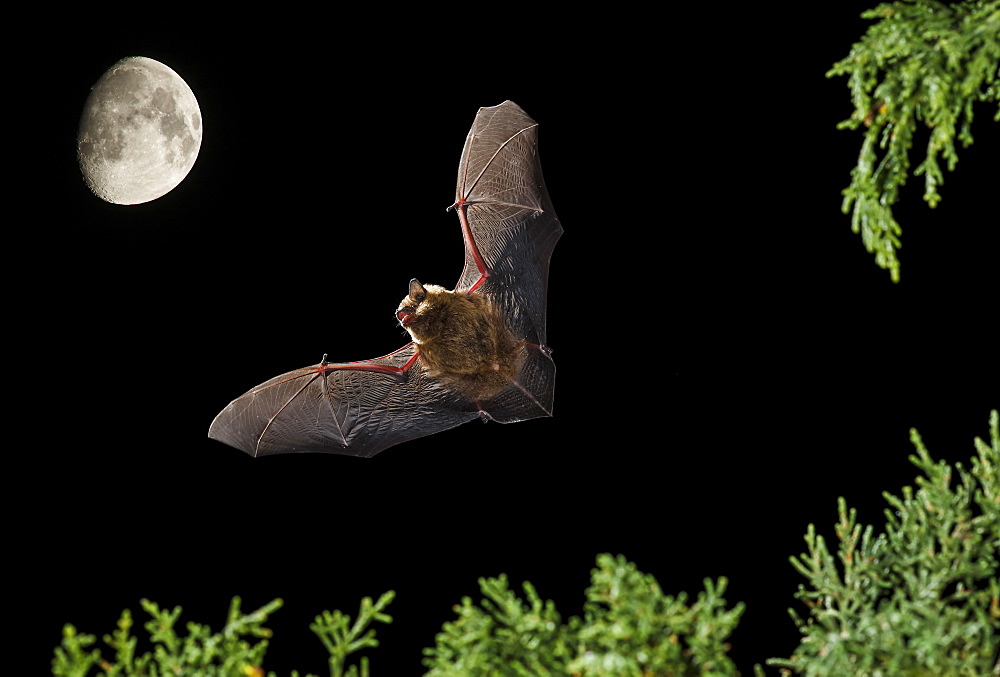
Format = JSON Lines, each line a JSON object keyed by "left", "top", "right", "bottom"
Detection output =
{"left": 208, "top": 345, "right": 479, "bottom": 458}
{"left": 454, "top": 100, "right": 563, "bottom": 348}
{"left": 452, "top": 101, "right": 562, "bottom": 422}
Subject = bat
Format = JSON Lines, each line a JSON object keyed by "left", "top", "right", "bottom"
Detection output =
{"left": 208, "top": 101, "right": 562, "bottom": 457}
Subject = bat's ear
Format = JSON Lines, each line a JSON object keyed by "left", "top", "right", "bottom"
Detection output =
{"left": 409, "top": 278, "right": 426, "bottom": 302}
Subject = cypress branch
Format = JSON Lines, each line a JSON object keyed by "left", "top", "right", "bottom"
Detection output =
{"left": 766, "top": 410, "right": 1000, "bottom": 675}
{"left": 828, "top": 0, "right": 1000, "bottom": 280}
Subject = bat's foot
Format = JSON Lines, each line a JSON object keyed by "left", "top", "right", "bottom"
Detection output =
{"left": 524, "top": 341, "right": 553, "bottom": 357}
{"left": 475, "top": 403, "right": 494, "bottom": 423}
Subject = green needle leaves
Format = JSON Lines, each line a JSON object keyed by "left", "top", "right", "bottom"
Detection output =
{"left": 829, "top": 0, "right": 1000, "bottom": 281}
{"left": 768, "top": 410, "right": 1000, "bottom": 675}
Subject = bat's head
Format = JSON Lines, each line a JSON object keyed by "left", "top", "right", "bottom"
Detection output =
{"left": 396, "top": 278, "right": 451, "bottom": 342}
{"left": 395, "top": 278, "right": 426, "bottom": 329}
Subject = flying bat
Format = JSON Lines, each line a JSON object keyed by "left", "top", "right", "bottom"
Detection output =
{"left": 208, "top": 101, "right": 562, "bottom": 457}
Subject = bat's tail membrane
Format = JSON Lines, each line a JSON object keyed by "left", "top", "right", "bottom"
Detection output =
{"left": 481, "top": 345, "right": 556, "bottom": 422}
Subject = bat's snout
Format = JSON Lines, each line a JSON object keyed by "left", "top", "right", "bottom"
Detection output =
{"left": 396, "top": 306, "right": 416, "bottom": 327}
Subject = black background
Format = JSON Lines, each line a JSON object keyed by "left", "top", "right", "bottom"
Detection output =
{"left": 19, "top": 6, "right": 998, "bottom": 675}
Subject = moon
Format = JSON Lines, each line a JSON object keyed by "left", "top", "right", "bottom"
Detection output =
{"left": 78, "top": 57, "right": 202, "bottom": 205}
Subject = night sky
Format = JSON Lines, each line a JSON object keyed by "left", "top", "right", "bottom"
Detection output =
{"left": 21, "top": 6, "right": 998, "bottom": 675}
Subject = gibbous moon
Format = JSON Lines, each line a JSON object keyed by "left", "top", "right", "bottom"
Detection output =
{"left": 78, "top": 57, "right": 202, "bottom": 205}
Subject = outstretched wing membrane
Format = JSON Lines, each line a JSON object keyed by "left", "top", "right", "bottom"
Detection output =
{"left": 454, "top": 101, "right": 563, "bottom": 348}
{"left": 209, "top": 345, "right": 478, "bottom": 457}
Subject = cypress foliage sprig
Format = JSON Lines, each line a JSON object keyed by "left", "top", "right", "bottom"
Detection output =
{"left": 766, "top": 410, "right": 1000, "bottom": 675}
{"left": 828, "top": 0, "right": 1000, "bottom": 281}
{"left": 309, "top": 591, "right": 395, "bottom": 677}
{"left": 422, "top": 554, "right": 744, "bottom": 676}
{"left": 51, "top": 592, "right": 393, "bottom": 677}
{"left": 421, "top": 573, "right": 578, "bottom": 676}
{"left": 569, "top": 556, "right": 744, "bottom": 677}
{"left": 52, "top": 596, "right": 282, "bottom": 677}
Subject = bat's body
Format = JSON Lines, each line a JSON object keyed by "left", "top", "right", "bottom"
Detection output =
{"left": 395, "top": 281, "right": 526, "bottom": 404}
{"left": 209, "top": 101, "right": 562, "bottom": 457}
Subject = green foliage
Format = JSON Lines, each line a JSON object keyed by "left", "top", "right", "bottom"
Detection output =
{"left": 828, "top": 0, "right": 1000, "bottom": 281}
{"left": 309, "top": 591, "right": 395, "bottom": 677}
{"left": 422, "top": 553, "right": 744, "bottom": 677}
{"left": 422, "top": 573, "right": 576, "bottom": 676}
{"left": 569, "top": 557, "right": 744, "bottom": 677}
{"left": 51, "top": 592, "right": 393, "bottom": 677}
{"left": 766, "top": 410, "right": 1000, "bottom": 676}
{"left": 53, "top": 413, "right": 1000, "bottom": 676}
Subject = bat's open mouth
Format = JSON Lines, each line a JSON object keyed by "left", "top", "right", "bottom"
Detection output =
{"left": 396, "top": 307, "right": 416, "bottom": 327}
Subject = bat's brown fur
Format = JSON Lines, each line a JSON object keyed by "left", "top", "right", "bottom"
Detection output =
{"left": 398, "top": 281, "right": 522, "bottom": 401}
